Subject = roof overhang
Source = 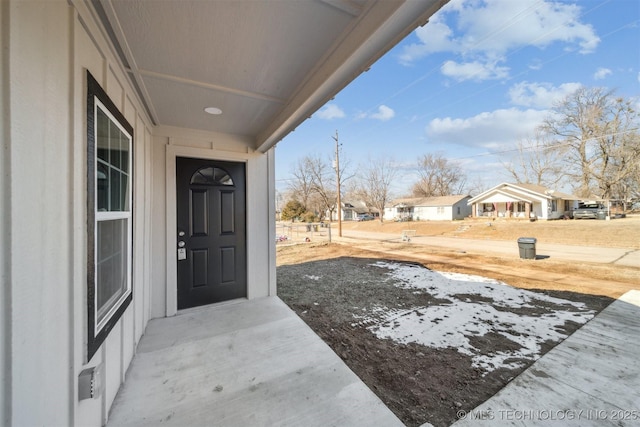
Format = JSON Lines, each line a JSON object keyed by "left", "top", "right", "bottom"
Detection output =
{"left": 90, "top": 0, "right": 447, "bottom": 152}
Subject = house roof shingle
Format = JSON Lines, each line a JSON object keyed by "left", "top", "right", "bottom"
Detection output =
{"left": 388, "top": 195, "right": 470, "bottom": 208}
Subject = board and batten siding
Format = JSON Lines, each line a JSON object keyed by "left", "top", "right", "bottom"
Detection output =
{"left": 2, "top": 1, "right": 153, "bottom": 425}
{"left": 2, "top": 1, "right": 277, "bottom": 426}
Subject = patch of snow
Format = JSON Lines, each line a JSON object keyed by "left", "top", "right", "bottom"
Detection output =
{"left": 304, "top": 275, "right": 321, "bottom": 281}
{"left": 356, "top": 262, "right": 596, "bottom": 373}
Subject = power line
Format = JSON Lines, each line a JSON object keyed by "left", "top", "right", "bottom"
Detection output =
{"left": 449, "top": 128, "right": 639, "bottom": 161}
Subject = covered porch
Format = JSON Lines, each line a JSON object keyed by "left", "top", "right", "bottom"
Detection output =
{"left": 471, "top": 194, "right": 535, "bottom": 219}
{"left": 468, "top": 183, "right": 581, "bottom": 221}
{"left": 106, "top": 297, "right": 402, "bottom": 426}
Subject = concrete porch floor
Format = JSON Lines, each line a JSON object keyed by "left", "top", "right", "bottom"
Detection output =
{"left": 107, "top": 297, "right": 404, "bottom": 427}
{"left": 108, "top": 291, "right": 640, "bottom": 427}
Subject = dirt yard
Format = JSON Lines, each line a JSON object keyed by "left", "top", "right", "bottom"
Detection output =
{"left": 276, "top": 217, "right": 639, "bottom": 427}
{"left": 339, "top": 214, "right": 640, "bottom": 249}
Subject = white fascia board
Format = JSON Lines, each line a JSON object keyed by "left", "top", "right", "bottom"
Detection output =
{"left": 504, "top": 186, "right": 549, "bottom": 201}
{"left": 468, "top": 182, "right": 511, "bottom": 203}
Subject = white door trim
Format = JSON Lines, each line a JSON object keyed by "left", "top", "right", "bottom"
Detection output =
{"left": 165, "top": 144, "right": 248, "bottom": 317}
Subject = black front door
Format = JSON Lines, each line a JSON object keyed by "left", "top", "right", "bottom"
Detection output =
{"left": 176, "top": 157, "right": 246, "bottom": 309}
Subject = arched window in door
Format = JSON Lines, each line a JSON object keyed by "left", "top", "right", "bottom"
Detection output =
{"left": 190, "top": 166, "right": 234, "bottom": 186}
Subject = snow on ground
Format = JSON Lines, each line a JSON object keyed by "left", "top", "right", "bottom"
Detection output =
{"left": 352, "top": 261, "right": 596, "bottom": 373}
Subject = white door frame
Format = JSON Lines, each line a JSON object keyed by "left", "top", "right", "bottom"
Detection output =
{"left": 165, "top": 144, "right": 248, "bottom": 317}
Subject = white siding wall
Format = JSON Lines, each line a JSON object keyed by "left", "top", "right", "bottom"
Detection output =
{"left": 2, "top": 1, "right": 154, "bottom": 426}
{"left": 3, "top": 1, "right": 276, "bottom": 425}
{"left": 532, "top": 202, "right": 544, "bottom": 219}
{"left": 0, "top": 0, "right": 8, "bottom": 423}
{"left": 453, "top": 200, "right": 472, "bottom": 220}
{"left": 5, "top": 3, "right": 73, "bottom": 425}
{"left": 414, "top": 206, "right": 452, "bottom": 221}
{"left": 383, "top": 207, "right": 394, "bottom": 221}
{"left": 385, "top": 200, "right": 470, "bottom": 222}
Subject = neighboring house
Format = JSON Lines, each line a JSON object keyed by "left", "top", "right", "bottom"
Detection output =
{"left": 343, "top": 202, "right": 357, "bottom": 220}
{"left": 1, "top": 1, "right": 445, "bottom": 426}
{"left": 335, "top": 201, "right": 379, "bottom": 221}
{"left": 467, "top": 183, "right": 580, "bottom": 220}
{"left": 384, "top": 195, "right": 472, "bottom": 221}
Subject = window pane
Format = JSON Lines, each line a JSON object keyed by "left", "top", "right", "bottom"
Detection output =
{"left": 97, "top": 108, "right": 110, "bottom": 164}
{"left": 110, "top": 168, "right": 121, "bottom": 211}
{"left": 97, "top": 163, "right": 109, "bottom": 211}
{"left": 96, "top": 104, "right": 130, "bottom": 212}
{"left": 190, "top": 166, "right": 233, "bottom": 186}
{"left": 97, "top": 219, "right": 128, "bottom": 324}
{"left": 110, "top": 120, "right": 122, "bottom": 170}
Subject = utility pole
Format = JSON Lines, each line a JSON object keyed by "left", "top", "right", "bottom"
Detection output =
{"left": 332, "top": 130, "right": 342, "bottom": 237}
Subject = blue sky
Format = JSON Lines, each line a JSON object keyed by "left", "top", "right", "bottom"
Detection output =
{"left": 275, "top": 0, "right": 640, "bottom": 196}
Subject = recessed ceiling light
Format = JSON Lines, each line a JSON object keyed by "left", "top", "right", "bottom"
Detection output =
{"left": 204, "top": 107, "right": 222, "bottom": 115}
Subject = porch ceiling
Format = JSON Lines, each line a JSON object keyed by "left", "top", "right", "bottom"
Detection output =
{"left": 93, "top": 0, "right": 445, "bottom": 152}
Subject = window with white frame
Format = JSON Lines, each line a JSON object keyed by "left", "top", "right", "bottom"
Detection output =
{"left": 87, "top": 71, "right": 133, "bottom": 360}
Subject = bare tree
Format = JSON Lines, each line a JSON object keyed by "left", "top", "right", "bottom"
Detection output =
{"left": 463, "top": 175, "right": 490, "bottom": 197}
{"left": 305, "top": 154, "right": 335, "bottom": 221}
{"left": 612, "top": 132, "right": 640, "bottom": 207}
{"left": 411, "top": 153, "right": 466, "bottom": 197}
{"left": 355, "top": 156, "right": 397, "bottom": 223}
{"left": 502, "top": 130, "right": 564, "bottom": 187}
{"left": 289, "top": 157, "right": 315, "bottom": 210}
{"left": 541, "top": 87, "right": 640, "bottom": 198}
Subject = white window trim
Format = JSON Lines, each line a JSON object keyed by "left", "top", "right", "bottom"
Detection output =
{"left": 86, "top": 70, "right": 134, "bottom": 361}
{"left": 93, "top": 98, "right": 133, "bottom": 335}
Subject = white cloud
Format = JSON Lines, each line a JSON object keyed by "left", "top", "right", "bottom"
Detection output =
{"left": 528, "top": 59, "right": 543, "bottom": 70}
{"left": 316, "top": 104, "right": 345, "bottom": 120}
{"left": 400, "top": 0, "right": 600, "bottom": 66}
{"left": 425, "top": 108, "right": 548, "bottom": 149}
{"left": 593, "top": 67, "right": 612, "bottom": 80}
{"left": 441, "top": 60, "right": 509, "bottom": 81}
{"left": 359, "top": 105, "right": 395, "bottom": 121}
{"left": 508, "top": 81, "right": 581, "bottom": 108}
{"left": 371, "top": 105, "right": 395, "bottom": 121}
{"left": 398, "top": 13, "right": 457, "bottom": 65}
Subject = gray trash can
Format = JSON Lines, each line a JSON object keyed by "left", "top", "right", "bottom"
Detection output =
{"left": 596, "top": 210, "right": 606, "bottom": 220}
{"left": 517, "top": 237, "right": 537, "bottom": 259}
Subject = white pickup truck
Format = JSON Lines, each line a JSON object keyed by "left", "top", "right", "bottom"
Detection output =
{"left": 573, "top": 202, "right": 606, "bottom": 219}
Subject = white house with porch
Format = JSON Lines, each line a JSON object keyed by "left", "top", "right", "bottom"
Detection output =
{"left": 1, "top": 1, "right": 446, "bottom": 425}
{"left": 468, "top": 183, "right": 580, "bottom": 220}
